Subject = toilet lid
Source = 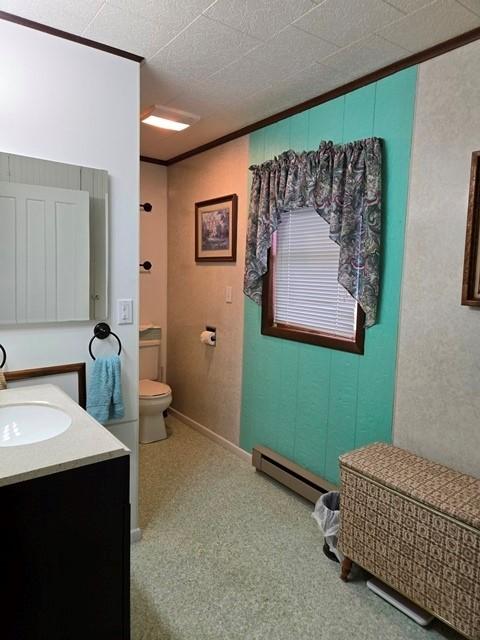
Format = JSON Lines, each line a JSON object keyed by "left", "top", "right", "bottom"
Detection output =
{"left": 139, "top": 379, "right": 171, "bottom": 399}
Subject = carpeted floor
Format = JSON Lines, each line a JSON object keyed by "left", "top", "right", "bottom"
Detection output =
{"left": 131, "top": 417, "right": 461, "bottom": 640}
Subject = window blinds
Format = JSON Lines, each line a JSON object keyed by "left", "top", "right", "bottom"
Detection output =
{"left": 274, "top": 208, "right": 357, "bottom": 338}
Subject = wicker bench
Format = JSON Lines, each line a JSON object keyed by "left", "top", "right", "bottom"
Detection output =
{"left": 338, "top": 443, "right": 480, "bottom": 640}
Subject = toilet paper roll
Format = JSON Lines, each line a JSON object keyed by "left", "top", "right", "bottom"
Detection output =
{"left": 200, "top": 330, "right": 216, "bottom": 346}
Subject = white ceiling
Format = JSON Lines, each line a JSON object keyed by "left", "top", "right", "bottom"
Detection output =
{"left": 2, "top": 0, "right": 480, "bottom": 160}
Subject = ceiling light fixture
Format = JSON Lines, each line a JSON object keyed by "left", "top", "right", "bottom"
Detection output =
{"left": 141, "top": 105, "right": 200, "bottom": 131}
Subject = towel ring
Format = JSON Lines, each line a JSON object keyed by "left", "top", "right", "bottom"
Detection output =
{"left": 88, "top": 323, "right": 122, "bottom": 361}
{"left": 0, "top": 344, "right": 6, "bottom": 369}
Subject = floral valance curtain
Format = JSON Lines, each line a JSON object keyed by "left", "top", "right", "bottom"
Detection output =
{"left": 243, "top": 137, "right": 382, "bottom": 327}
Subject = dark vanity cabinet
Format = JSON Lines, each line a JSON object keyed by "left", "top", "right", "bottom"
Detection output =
{"left": 1, "top": 455, "right": 130, "bottom": 640}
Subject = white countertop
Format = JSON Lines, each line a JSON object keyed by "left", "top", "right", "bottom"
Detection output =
{"left": 0, "top": 384, "right": 130, "bottom": 488}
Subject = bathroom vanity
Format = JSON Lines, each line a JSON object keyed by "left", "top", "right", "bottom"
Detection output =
{"left": 0, "top": 384, "right": 131, "bottom": 640}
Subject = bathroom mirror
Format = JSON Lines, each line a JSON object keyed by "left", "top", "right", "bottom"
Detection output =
{"left": 0, "top": 152, "right": 108, "bottom": 323}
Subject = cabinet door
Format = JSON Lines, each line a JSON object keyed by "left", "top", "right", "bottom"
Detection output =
{"left": 1, "top": 456, "right": 130, "bottom": 640}
{"left": 0, "top": 181, "right": 90, "bottom": 323}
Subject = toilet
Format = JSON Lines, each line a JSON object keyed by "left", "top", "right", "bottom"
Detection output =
{"left": 139, "top": 338, "right": 172, "bottom": 443}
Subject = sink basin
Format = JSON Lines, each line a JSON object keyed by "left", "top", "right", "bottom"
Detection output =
{"left": 0, "top": 403, "right": 72, "bottom": 447}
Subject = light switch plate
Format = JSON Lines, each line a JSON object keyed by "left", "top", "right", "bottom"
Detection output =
{"left": 117, "top": 299, "right": 133, "bottom": 324}
{"left": 226, "top": 286, "right": 232, "bottom": 303}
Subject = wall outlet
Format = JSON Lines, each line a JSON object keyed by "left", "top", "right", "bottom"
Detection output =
{"left": 117, "top": 299, "right": 133, "bottom": 324}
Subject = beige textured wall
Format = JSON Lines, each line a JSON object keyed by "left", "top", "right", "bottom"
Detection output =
{"left": 140, "top": 161, "right": 168, "bottom": 377}
{"left": 394, "top": 40, "right": 480, "bottom": 477}
{"left": 167, "top": 137, "right": 249, "bottom": 445}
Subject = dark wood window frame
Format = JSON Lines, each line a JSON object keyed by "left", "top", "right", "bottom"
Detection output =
{"left": 261, "top": 240, "right": 365, "bottom": 355}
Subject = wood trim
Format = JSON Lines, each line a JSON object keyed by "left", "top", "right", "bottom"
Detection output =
{"left": 170, "top": 407, "right": 253, "bottom": 464}
{"left": 261, "top": 245, "right": 365, "bottom": 354}
{"left": 140, "top": 155, "right": 168, "bottom": 166}
{"left": 195, "top": 193, "right": 238, "bottom": 262}
{"left": 5, "top": 362, "right": 87, "bottom": 409}
{"left": 0, "top": 10, "right": 144, "bottom": 63}
{"left": 151, "top": 26, "right": 480, "bottom": 166}
{"left": 462, "top": 151, "right": 480, "bottom": 306}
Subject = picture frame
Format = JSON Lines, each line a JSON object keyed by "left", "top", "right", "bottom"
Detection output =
{"left": 195, "top": 194, "right": 237, "bottom": 262}
{"left": 462, "top": 151, "right": 480, "bottom": 306}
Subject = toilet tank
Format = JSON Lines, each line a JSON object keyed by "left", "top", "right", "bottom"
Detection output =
{"left": 139, "top": 340, "right": 161, "bottom": 380}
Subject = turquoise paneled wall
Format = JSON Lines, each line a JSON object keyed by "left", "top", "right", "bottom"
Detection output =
{"left": 240, "top": 67, "right": 417, "bottom": 485}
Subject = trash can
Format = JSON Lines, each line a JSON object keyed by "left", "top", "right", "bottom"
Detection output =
{"left": 312, "top": 491, "right": 343, "bottom": 563}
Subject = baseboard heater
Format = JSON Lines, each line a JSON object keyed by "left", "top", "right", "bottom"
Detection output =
{"left": 252, "top": 445, "right": 338, "bottom": 504}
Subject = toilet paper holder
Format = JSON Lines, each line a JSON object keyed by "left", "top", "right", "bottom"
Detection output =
{"left": 206, "top": 326, "right": 216, "bottom": 340}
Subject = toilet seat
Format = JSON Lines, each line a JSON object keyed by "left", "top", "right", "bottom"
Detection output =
{"left": 139, "top": 379, "right": 171, "bottom": 399}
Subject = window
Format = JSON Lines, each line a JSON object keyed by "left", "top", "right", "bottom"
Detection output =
{"left": 261, "top": 208, "right": 364, "bottom": 354}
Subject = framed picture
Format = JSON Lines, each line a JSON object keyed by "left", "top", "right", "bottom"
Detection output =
{"left": 462, "top": 151, "right": 480, "bottom": 305}
{"left": 195, "top": 194, "right": 237, "bottom": 262}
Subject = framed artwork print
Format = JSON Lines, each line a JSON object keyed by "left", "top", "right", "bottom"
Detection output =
{"left": 195, "top": 194, "right": 237, "bottom": 262}
{"left": 462, "top": 151, "right": 480, "bottom": 306}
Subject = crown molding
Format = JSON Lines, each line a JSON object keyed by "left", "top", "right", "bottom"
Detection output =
{"left": 140, "top": 155, "right": 168, "bottom": 166}
{"left": 0, "top": 10, "right": 144, "bottom": 63}
{"left": 147, "top": 25, "right": 480, "bottom": 166}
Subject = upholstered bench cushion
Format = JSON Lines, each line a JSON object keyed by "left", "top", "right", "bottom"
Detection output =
{"left": 339, "top": 442, "right": 480, "bottom": 529}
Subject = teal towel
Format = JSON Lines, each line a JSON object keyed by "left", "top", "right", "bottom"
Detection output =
{"left": 87, "top": 355, "right": 125, "bottom": 423}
